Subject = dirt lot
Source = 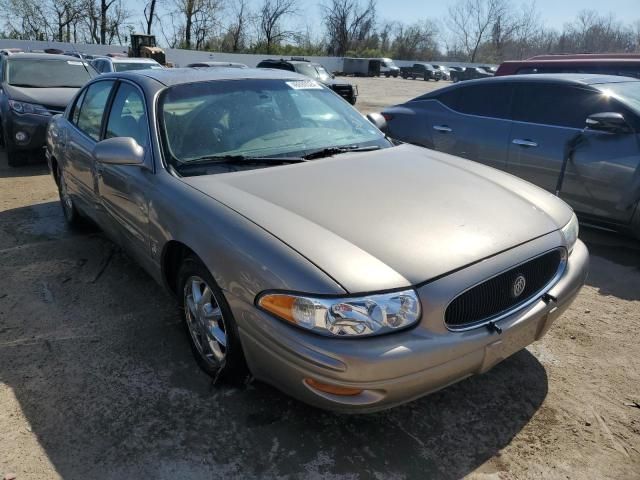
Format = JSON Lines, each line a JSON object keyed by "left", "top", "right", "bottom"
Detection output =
{"left": 1, "top": 77, "right": 639, "bottom": 479}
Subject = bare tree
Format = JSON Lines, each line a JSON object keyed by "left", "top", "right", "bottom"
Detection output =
{"left": 446, "top": 0, "right": 501, "bottom": 62}
{"left": 392, "top": 20, "right": 439, "bottom": 60}
{"left": 1, "top": 0, "right": 51, "bottom": 39}
{"left": 257, "top": 0, "right": 298, "bottom": 53}
{"left": 143, "top": 0, "right": 158, "bottom": 35}
{"left": 322, "top": 0, "right": 376, "bottom": 56}
{"left": 223, "top": 0, "right": 248, "bottom": 51}
{"left": 173, "top": 0, "right": 223, "bottom": 49}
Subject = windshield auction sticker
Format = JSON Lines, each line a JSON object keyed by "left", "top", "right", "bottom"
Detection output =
{"left": 286, "top": 80, "right": 323, "bottom": 90}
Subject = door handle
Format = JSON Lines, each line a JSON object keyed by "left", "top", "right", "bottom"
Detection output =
{"left": 433, "top": 125, "right": 453, "bottom": 133}
{"left": 512, "top": 138, "right": 538, "bottom": 147}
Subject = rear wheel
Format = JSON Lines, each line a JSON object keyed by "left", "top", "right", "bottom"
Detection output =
{"left": 57, "top": 165, "right": 84, "bottom": 227}
{"left": 178, "top": 256, "right": 248, "bottom": 384}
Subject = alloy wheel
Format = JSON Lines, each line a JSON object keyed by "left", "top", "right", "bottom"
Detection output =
{"left": 183, "top": 275, "right": 228, "bottom": 367}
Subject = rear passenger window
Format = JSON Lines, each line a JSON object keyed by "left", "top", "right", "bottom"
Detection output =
{"left": 105, "top": 83, "right": 148, "bottom": 147}
{"left": 455, "top": 84, "right": 513, "bottom": 119}
{"left": 76, "top": 81, "right": 114, "bottom": 140}
{"left": 70, "top": 89, "right": 87, "bottom": 125}
{"left": 512, "top": 84, "right": 608, "bottom": 128}
{"left": 436, "top": 89, "right": 460, "bottom": 109}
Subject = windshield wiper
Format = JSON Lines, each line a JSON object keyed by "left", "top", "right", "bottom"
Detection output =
{"left": 176, "top": 154, "right": 306, "bottom": 168}
{"left": 303, "top": 145, "right": 381, "bottom": 160}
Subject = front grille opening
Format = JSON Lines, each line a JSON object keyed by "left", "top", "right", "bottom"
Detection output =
{"left": 445, "top": 249, "right": 565, "bottom": 330}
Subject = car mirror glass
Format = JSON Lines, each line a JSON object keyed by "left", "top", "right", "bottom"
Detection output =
{"left": 92, "top": 137, "right": 145, "bottom": 165}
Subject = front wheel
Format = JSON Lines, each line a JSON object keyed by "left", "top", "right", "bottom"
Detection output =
{"left": 178, "top": 256, "right": 248, "bottom": 384}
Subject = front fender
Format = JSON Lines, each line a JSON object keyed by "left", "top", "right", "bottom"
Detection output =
{"left": 150, "top": 171, "right": 347, "bottom": 305}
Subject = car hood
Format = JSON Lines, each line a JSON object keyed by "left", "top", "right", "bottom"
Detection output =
{"left": 182, "top": 144, "right": 573, "bottom": 293}
{"left": 3, "top": 84, "right": 79, "bottom": 109}
{"left": 321, "top": 78, "right": 351, "bottom": 88}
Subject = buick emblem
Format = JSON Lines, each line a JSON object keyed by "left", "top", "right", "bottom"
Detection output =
{"left": 512, "top": 275, "right": 527, "bottom": 298}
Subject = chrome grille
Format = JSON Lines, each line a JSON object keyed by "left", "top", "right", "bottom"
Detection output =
{"left": 445, "top": 249, "right": 566, "bottom": 330}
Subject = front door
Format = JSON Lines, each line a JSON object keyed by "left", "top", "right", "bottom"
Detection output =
{"left": 96, "top": 81, "right": 152, "bottom": 265}
{"left": 508, "top": 83, "right": 639, "bottom": 224}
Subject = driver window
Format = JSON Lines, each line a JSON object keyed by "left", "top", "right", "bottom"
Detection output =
{"left": 105, "top": 83, "right": 148, "bottom": 147}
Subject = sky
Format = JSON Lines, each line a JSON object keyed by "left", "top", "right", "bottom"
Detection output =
{"left": 125, "top": 0, "right": 639, "bottom": 41}
{"left": 373, "top": 0, "right": 637, "bottom": 30}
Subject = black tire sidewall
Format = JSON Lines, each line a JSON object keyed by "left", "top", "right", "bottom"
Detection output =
{"left": 57, "top": 166, "right": 84, "bottom": 227}
{"left": 177, "top": 256, "right": 248, "bottom": 384}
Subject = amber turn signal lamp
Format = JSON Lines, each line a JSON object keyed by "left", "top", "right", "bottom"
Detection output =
{"left": 259, "top": 294, "right": 297, "bottom": 323}
{"left": 304, "top": 378, "right": 363, "bottom": 396}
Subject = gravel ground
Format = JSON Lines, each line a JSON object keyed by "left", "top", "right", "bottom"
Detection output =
{"left": 1, "top": 77, "right": 639, "bottom": 480}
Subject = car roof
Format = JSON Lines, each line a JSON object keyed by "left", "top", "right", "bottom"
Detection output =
{"left": 414, "top": 73, "right": 640, "bottom": 101}
{"left": 106, "top": 57, "right": 159, "bottom": 63}
{"left": 459, "top": 73, "right": 638, "bottom": 86}
{"left": 187, "top": 61, "right": 247, "bottom": 67}
{"left": 258, "top": 59, "right": 309, "bottom": 65}
{"left": 100, "top": 66, "right": 308, "bottom": 87}
{"left": 5, "top": 52, "right": 90, "bottom": 61}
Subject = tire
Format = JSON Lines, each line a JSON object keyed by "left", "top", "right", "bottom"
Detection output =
{"left": 178, "top": 255, "right": 248, "bottom": 384}
{"left": 1, "top": 122, "right": 24, "bottom": 167}
{"left": 57, "top": 164, "right": 85, "bottom": 228}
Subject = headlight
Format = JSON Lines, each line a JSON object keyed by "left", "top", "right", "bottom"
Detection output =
{"left": 8, "top": 100, "right": 51, "bottom": 116}
{"left": 257, "top": 289, "right": 421, "bottom": 337}
{"left": 560, "top": 213, "right": 579, "bottom": 254}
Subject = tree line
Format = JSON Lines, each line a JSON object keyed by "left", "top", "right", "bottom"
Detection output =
{"left": 1, "top": 0, "right": 640, "bottom": 63}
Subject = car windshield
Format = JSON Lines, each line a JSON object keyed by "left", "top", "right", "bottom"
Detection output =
{"left": 604, "top": 81, "right": 640, "bottom": 112}
{"left": 294, "top": 63, "right": 322, "bottom": 80}
{"left": 315, "top": 65, "right": 332, "bottom": 81}
{"left": 160, "top": 78, "right": 389, "bottom": 165}
{"left": 7, "top": 59, "right": 96, "bottom": 87}
{"left": 114, "top": 62, "right": 161, "bottom": 72}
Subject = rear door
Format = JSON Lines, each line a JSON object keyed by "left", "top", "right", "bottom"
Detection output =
{"left": 64, "top": 80, "right": 115, "bottom": 217}
{"left": 508, "top": 82, "right": 639, "bottom": 223}
{"left": 426, "top": 83, "right": 514, "bottom": 171}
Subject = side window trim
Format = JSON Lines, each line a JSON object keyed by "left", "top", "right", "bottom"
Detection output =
{"left": 101, "top": 79, "right": 150, "bottom": 144}
{"left": 68, "top": 88, "right": 87, "bottom": 124}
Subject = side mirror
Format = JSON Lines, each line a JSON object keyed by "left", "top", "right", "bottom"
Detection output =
{"left": 92, "top": 137, "right": 145, "bottom": 165}
{"left": 366, "top": 112, "right": 388, "bottom": 133}
{"left": 585, "top": 112, "right": 632, "bottom": 134}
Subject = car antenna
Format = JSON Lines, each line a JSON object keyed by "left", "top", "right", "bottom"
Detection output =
{"left": 69, "top": 39, "right": 94, "bottom": 79}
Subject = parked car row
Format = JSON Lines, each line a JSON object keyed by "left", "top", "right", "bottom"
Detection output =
{"left": 38, "top": 65, "right": 589, "bottom": 413}
{"left": 256, "top": 58, "right": 358, "bottom": 104}
{"left": 400, "top": 63, "right": 443, "bottom": 81}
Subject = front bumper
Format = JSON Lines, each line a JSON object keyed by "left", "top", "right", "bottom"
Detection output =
{"left": 3, "top": 110, "right": 51, "bottom": 151}
{"left": 231, "top": 233, "right": 589, "bottom": 413}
